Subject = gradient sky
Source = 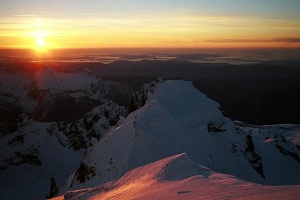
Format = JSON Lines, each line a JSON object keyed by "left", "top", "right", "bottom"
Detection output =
{"left": 1, "top": 0, "right": 300, "bottom": 49}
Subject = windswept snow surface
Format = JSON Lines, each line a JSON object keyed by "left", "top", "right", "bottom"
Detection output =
{"left": 60, "top": 154, "right": 300, "bottom": 200}
{"left": 62, "top": 80, "right": 300, "bottom": 195}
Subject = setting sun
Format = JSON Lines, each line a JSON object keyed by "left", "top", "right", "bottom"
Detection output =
{"left": 37, "top": 38, "right": 45, "bottom": 47}
{"left": 31, "top": 28, "right": 54, "bottom": 52}
{"left": 33, "top": 37, "right": 49, "bottom": 53}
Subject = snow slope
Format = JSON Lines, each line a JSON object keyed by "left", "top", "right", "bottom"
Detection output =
{"left": 0, "top": 118, "right": 83, "bottom": 200}
{"left": 0, "top": 70, "right": 37, "bottom": 113}
{"left": 61, "top": 80, "right": 300, "bottom": 195}
{"left": 0, "top": 101, "right": 126, "bottom": 200}
{"left": 60, "top": 154, "right": 300, "bottom": 200}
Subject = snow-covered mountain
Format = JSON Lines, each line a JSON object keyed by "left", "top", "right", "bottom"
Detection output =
{"left": 60, "top": 80, "right": 300, "bottom": 192}
{"left": 1, "top": 77, "right": 300, "bottom": 200}
{"left": 0, "top": 67, "right": 131, "bottom": 199}
{"left": 0, "top": 101, "right": 126, "bottom": 200}
{"left": 0, "top": 67, "right": 134, "bottom": 134}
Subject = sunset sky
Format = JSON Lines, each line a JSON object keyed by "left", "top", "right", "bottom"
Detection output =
{"left": 1, "top": 0, "right": 300, "bottom": 49}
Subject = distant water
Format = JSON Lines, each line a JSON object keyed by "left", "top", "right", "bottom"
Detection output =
{"left": 0, "top": 48, "right": 299, "bottom": 65}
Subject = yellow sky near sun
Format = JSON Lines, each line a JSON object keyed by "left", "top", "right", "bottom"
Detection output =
{"left": 0, "top": 14, "right": 300, "bottom": 49}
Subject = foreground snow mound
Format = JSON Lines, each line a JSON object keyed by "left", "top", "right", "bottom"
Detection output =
{"left": 112, "top": 153, "right": 210, "bottom": 188}
{"left": 63, "top": 153, "right": 210, "bottom": 200}
{"left": 62, "top": 153, "right": 300, "bottom": 200}
{"left": 62, "top": 80, "right": 300, "bottom": 193}
{"left": 110, "top": 153, "right": 210, "bottom": 191}
{"left": 157, "top": 153, "right": 211, "bottom": 181}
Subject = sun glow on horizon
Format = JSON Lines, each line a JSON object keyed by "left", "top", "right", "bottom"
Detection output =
{"left": 32, "top": 37, "right": 51, "bottom": 56}
{"left": 28, "top": 22, "right": 58, "bottom": 53}
{"left": 37, "top": 38, "right": 45, "bottom": 47}
{"left": 0, "top": 5, "right": 299, "bottom": 49}
{"left": 31, "top": 34, "right": 48, "bottom": 54}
